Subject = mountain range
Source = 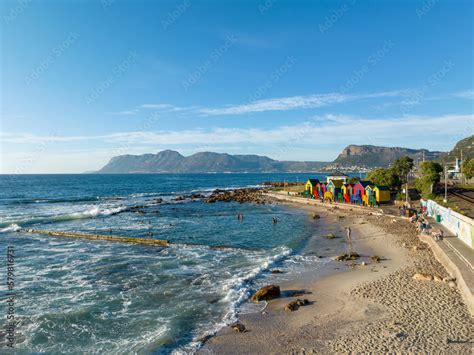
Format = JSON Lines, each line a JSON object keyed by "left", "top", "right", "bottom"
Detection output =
{"left": 97, "top": 150, "right": 327, "bottom": 173}
{"left": 97, "top": 143, "right": 463, "bottom": 173}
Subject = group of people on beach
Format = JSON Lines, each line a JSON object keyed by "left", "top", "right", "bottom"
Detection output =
{"left": 408, "top": 209, "right": 444, "bottom": 241}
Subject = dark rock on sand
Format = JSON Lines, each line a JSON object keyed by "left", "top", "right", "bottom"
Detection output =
{"left": 285, "top": 299, "right": 309, "bottom": 311}
{"left": 230, "top": 322, "right": 246, "bottom": 333}
{"left": 251, "top": 285, "right": 281, "bottom": 303}
{"left": 335, "top": 252, "right": 360, "bottom": 261}
{"left": 371, "top": 255, "right": 381, "bottom": 263}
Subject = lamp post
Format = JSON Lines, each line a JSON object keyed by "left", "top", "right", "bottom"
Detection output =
{"left": 443, "top": 164, "right": 448, "bottom": 203}
{"left": 405, "top": 172, "right": 409, "bottom": 206}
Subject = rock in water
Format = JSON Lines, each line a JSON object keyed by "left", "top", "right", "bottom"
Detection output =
{"left": 251, "top": 285, "right": 281, "bottom": 303}
{"left": 271, "top": 269, "right": 283, "bottom": 274}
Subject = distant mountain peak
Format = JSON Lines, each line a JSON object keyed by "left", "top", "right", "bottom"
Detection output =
{"left": 332, "top": 144, "right": 443, "bottom": 168}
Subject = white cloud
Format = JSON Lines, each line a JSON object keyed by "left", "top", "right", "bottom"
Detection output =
{"left": 139, "top": 103, "right": 173, "bottom": 109}
{"left": 108, "top": 110, "right": 138, "bottom": 115}
{"left": 3, "top": 113, "right": 470, "bottom": 147}
{"left": 2, "top": 113, "right": 471, "bottom": 173}
{"left": 199, "top": 90, "right": 408, "bottom": 115}
{"left": 452, "top": 89, "right": 474, "bottom": 100}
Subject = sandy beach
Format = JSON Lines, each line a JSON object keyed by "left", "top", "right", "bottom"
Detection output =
{"left": 199, "top": 195, "right": 473, "bottom": 354}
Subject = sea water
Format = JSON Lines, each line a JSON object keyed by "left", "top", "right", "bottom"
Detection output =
{"left": 0, "top": 173, "right": 342, "bottom": 353}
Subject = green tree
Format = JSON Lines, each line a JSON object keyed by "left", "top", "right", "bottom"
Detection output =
{"left": 415, "top": 161, "right": 443, "bottom": 194}
{"left": 392, "top": 156, "right": 414, "bottom": 185}
{"left": 366, "top": 168, "right": 399, "bottom": 188}
{"left": 462, "top": 158, "right": 474, "bottom": 180}
{"left": 347, "top": 176, "right": 360, "bottom": 185}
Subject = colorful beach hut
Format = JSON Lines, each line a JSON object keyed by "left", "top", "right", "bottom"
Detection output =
{"left": 365, "top": 185, "right": 377, "bottom": 206}
{"left": 374, "top": 185, "right": 391, "bottom": 203}
{"left": 352, "top": 181, "right": 372, "bottom": 204}
{"left": 327, "top": 180, "right": 344, "bottom": 201}
{"left": 305, "top": 179, "right": 319, "bottom": 196}
{"left": 315, "top": 182, "right": 327, "bottom": 198}
{"left": 342, "top": 183, "right": 353, "bottom": 203}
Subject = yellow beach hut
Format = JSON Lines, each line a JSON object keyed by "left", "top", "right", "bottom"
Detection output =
{"left": 364, "top": 185, "right": 377, "bottom": 206}
{"left": 305, "top": 179, "right": 319, "bottom": 195}
{"left": 374, "top": 185, "right": 391, "bottom": 203}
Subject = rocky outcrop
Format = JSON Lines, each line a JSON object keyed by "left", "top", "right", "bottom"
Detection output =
{"left": 251, "top": 285, "right": 281, "bottom": 303}
{"left": 206, "top": 188, "right": 267, "bottom": 204}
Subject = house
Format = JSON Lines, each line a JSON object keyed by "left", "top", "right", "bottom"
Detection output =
{"left": 327, "top": 179, "right": 344, "bottom": 201}
{"left": 352, "top": 180, "right": 373, "bottom": 204}
{"left": 374, "top": 185, "right": 391, "bottom": 203}
{"left": 305, "top": 179, "right": 319, "bottom": 196}
{"left": 326, "top": 170, "right": 349, "bottom": 184}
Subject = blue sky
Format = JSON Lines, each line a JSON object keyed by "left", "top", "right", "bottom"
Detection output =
{"left": 1, "top": 0, "right": 473, "bottom": 173}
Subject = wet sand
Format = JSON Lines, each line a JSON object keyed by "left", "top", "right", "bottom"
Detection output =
{"left": 199, "top": 197, "right": 473, "bottom": 354}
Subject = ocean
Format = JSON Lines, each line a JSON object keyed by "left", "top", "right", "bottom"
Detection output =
{"left": 0, "top": 173, "right": 350, "bottom": 353}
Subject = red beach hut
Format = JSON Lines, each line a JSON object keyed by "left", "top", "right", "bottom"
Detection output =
{"left": 352, "top": 181, "right": 372, "bottom": 203}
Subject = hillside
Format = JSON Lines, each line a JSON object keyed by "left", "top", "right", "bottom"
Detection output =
{"left": 438, "top": 135, "right": 474, "bottom": 165}
{"left": 97, "top": 150, "right": 327, "bottom": 173}
{"left": 331, "top": 145, "right": 443, "bottom": 168}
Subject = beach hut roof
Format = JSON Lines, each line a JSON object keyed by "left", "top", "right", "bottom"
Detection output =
{"left": 328, "top": 179, "right": 344, "bottom": 188}
{"left": 375, "top": 185, "right": 390, "bottom": 191}
{"left": 356, "top": 180, "right": 373, "bottom": 188}
{"left": 327, "top": 170, "right": 349, "bottom": 177}
{"left": 307, "top": 178, "right": 319, "bottom": 185}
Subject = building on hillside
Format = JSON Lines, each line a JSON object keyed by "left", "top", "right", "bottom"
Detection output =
{"left": 325, "top": 171, "right": 349, "bottom": 184}
{"left": 305, "top": 179, "right": 319, "bottom": 196}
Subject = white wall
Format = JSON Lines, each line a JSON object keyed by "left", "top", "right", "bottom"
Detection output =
{"left": 424, "top": 199, "right": 474, "bottom": 249}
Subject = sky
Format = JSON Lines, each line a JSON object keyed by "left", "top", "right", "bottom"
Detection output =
{"left": 1, "top": 0, "right": 473, "bottom": 173}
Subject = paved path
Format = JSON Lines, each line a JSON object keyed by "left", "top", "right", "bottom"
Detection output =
{"left": 420, "top": 217, "right": 474, "bottom": 314}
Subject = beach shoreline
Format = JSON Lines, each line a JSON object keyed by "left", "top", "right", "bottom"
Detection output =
{"left": 199, "top": 192, "right": 473, "bottom": 354}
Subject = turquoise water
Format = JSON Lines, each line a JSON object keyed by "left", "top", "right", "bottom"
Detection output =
{"left": 0, "top": 173, "right": 341, "bottom": 353}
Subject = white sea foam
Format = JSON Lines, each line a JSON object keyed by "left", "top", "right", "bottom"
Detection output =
{"left": 175, "top": 246, "right": 293, "bottom": 354}
{"left": 0, "top": 223, "right": 21, "bottom": 233}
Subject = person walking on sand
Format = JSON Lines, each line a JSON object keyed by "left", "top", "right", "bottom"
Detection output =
{"left": 345, "top": 227, "right": 353, "bottom": 255}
